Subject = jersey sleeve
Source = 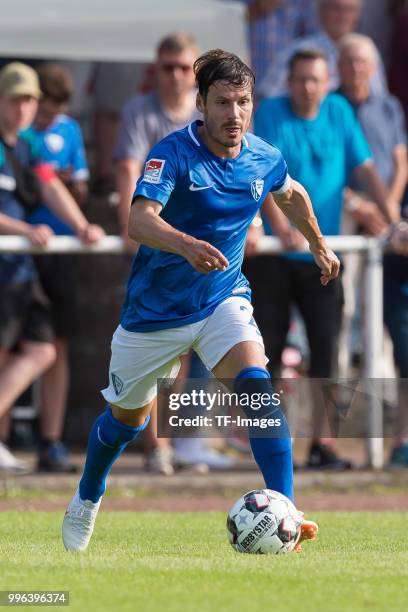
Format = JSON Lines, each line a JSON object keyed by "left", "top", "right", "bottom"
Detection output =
{"left": 70, "top": 122, "right": 90, "bottom": 181}
{"left": 133, "top": 138, "right": 179, "bottom": 207}
{"left": 269, "top": 151, "right": 290, "bottom": 193}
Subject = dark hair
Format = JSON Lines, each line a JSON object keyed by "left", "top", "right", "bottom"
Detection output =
{"left": 157, "top": 32, "right": 200, "bottom": 58}
{"left": 288, "top": 48, "right": 328, "bottom": 76}
{"left": 194, "top": 49, "right": 255, "bottom": 100}
{"left": 36, "top": 63, "right": 74, "bottom": 104}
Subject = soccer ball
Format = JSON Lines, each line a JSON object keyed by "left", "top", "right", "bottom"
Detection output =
{"left": 227, "top": 489, "right": 303, "bottom": 554}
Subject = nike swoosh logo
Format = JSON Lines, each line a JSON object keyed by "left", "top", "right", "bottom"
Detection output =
{"left": 189, "top": 183, "right": 214, "bottom": 191}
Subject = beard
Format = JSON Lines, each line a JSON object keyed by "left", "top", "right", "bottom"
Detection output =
{"left": 205, "top": 117, "right": 242, "bottom": 149}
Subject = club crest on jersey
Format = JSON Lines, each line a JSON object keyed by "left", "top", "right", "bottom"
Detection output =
{"left": 251, "top": 178, "right": 264, "bottom": 201}
{"left": 143, "top": 158, "right": 165, "bottom": 184}
{"left": 45, "top": 133, "right": 64, "bottom": 153}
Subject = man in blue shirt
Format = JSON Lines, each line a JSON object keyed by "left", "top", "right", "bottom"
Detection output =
{"left": 62, "top": 49, "right": 340, "bottom": 552}
{"left": 252, "top": 48, "right": 392, "bottom": 469}
{"left": 28, "top": 63, "right": 90, "bottom": 473}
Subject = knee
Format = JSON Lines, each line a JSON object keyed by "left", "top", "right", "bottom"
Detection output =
{"left": 22, "top": 342, "right": 57, "bottom": 370}
{"left": 110, "top": 403, "right": 152, "bottom": 428}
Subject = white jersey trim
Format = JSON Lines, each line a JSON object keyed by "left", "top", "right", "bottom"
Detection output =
{"left": 188, "top": 123, "right": 200, "bottom": 147}
{"left": 272, "top": 174, "right": 292, "bottom": 194}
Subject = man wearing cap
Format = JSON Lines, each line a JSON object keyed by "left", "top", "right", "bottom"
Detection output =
{"left": 0, "top": 62, "right": 104, "bottom": 473}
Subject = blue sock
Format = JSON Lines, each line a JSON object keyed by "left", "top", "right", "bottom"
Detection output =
{"left": 79, "top": 407, "right": 150, "bottom": 503}
{"left": 234, "top": 367, "right": 294, "bottom": 501}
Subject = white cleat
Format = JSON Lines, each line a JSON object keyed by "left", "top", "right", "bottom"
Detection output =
{"left": 62, "top": 488, "right": 102, "bottom": 551}
{"left": 0, "top": 441, "right": 31, "bottom": 474}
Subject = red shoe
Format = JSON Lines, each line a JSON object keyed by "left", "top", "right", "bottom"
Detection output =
{"left": 294, "top": 519, "right": 319, "bottom": 553}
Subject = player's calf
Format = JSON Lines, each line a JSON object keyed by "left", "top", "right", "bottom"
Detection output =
{"left": 234, "top": 366, "right": 294, "bottom": 501}
{"left": 62, "top": 405, "right": 150, "bottom": 551}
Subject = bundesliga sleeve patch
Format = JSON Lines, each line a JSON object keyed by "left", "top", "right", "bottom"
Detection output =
{"left": 143, "top": 159, "right": 166, "bottom": 184}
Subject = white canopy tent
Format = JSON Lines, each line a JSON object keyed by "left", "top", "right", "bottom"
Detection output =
{"left": 0, "top": 0, "right": 248, "bottom": 62}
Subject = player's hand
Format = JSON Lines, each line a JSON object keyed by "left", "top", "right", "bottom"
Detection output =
{"left": 78, "top": 223, "right": 105, "bottom": 244}
{"left": 310, "top": 242, "right": 340, "bottom": 286}
{"left": 245, "top": 224, "right": 264, "bottom": 257}
{"left": 181, "top": 235, "right": 229, "bottom": 274}
{"left": 25, "top": 224, "right": 54, "bottom": 246}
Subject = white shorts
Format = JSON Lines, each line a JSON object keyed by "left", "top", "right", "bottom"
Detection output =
{"left": 101, "top": 296, "right": 265, "bottom": 409}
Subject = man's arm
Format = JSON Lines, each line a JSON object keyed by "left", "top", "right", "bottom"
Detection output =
{"left": 353, "top": 161, "right": 395, "bottom": 223}
{"left": 0, "top": 212, "right": 53, "bottom": 245}
{"left": 388, "top": 144, "right": 408, "bottom": 218}
{"left": 114, "top": 96, "right": 147, "bottom": 250}
{"left": 69, "top": 180, "right": 89, "bottom": 207}
{"left": 40, "top": 177, "right": 104, "bottom": 243}
{"left": 116, "top": 158, "right": 142, "bottom": 249}
{"left": 343, "top": 188, "right": 388, "bottom": 236}
{"left": 261, "top": 193, "right": 306, "bottom": 250}
{"left": 272, "top": 179, "right": 340, "bottom": 285}
{"left": 128, "top": 197, "right": 229, "bottom": 274}
{"left": 55, "top": 168, "right": 89, "bottom": 206}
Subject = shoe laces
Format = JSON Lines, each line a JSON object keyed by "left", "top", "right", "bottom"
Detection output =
{"left": 69, "top": 498, "right": 98, "bottom": 525}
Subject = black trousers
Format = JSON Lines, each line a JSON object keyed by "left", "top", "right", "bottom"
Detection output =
{"left": 243, "top": 255, "right": 344, "bottom": 378}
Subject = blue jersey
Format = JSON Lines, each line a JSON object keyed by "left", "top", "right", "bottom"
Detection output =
{"left": 28, "top": 114, "right": 89, "bottom": 235}
{"left": 121, "top": 120, "right": 289, "bottom": 332}
{"left": 255, "top": 94, "right": 371, "bottom": 260}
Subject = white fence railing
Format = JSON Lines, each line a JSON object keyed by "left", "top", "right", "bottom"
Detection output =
{"left": 0, "top": 234, "right": 386, "bottom": 467}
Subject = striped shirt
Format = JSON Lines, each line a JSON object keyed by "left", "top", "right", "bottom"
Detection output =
{"left": 244, "top": 0, "right": 318, "bottom": 84}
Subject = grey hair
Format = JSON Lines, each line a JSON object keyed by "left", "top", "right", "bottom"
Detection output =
{"left": 338, "top": 33, "right": 379, "bottom": 65}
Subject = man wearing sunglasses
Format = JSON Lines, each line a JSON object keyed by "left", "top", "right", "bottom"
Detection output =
{"left": 115, "top": 33, "right": 200, "bottom": 252}
{"left": 114, "top": 33, "right": 201, "bottom": 476}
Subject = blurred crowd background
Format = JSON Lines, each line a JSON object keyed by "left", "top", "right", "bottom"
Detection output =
{"left": 0, "top": 0, "right": 407, "bottom": 476}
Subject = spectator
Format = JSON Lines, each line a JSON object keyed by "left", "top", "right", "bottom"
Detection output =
{"left": 115, "top": 32, "right": 200, "bottom": 251}
{"left": 257, "top": 0, "right": 386, "bottom": 100}
{"left": 244, "top": 0, "right": 318, "bottom": 84}
{"left": 115, "top": 33, "right": 201, "bottom": 475}
{"left": 0, "top": 62, "right": 104, "bottom": 472}
{"left": 27, "top": 62, "right": 90, "bottom": 472}
{"left": 251, "top": 48, "right": 392, "bottom": 468}
{"left": 337, "top": 33, "right": 408, "bottom": 465}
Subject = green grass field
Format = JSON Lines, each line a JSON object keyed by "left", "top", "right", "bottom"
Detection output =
{"left": 0, "top": 511, "right": 407, "bottom": 612}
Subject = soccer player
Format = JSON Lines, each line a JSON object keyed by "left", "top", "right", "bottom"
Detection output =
{"left": 62, "top": 49, "right": 340, "bottom": 552}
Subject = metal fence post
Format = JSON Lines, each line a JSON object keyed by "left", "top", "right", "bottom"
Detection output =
{"left": 363, "top": 239, "right": 384, "bottom": 468}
